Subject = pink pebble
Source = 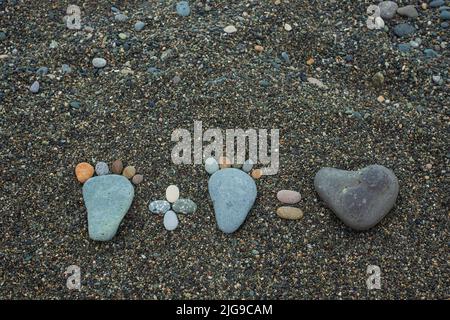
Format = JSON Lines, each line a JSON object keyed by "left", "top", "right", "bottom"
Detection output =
{"left": 277, "top": 190, "right": 301, "bottom": 204}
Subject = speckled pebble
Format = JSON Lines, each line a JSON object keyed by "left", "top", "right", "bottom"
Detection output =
{"left": 149, "top": 200, "right": 171, "bottom": 214}
{"left": 95, "top": 161, "right": 109, "bottom": 176}
{"left": 172, "top": 198, "right": 197, "bottom": 214}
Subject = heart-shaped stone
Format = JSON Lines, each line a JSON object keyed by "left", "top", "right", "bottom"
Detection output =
{"left": 83, "top": 174, "right": 134, "bottom": 241}
{"left": 208, "top": 168, "right": 257, "bottom": 234}
{"left": 314, "top": 165, "right": 399, "bottom": 231}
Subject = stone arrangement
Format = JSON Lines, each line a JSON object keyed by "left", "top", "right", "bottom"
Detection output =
{"left": 276, "top": 190, "right": 303, "bottom": 220}
{"left": 75, "top": 160, "right": 143, "bottom": 241}
{"left": 148, "top": 185, "right": 197, "bottom": 231}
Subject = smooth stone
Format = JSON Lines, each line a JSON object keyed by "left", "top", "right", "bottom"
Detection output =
{"left": 314, "top": 165, "right": 399, "bottom": 231}
{"left": 176, "top": 1, "right": 190, "bottom": 17}
{"left": 242, "top": 159, "right": 254, "bottom": 173}
{"left": 134, "top": 21, "right": 145, "bottom": 31}
{"left": 205, "top": 157, "right": 219, "bottom": 174}
{"left": 172, "top": 198, "right": 197, "bottom": 214}
{"left": 132, "top": 174, "right": 143, "bottom": 185}
{"left": 118, "top": 33, "right": 127, "bottom": 40}
{"left": 424, "top": 48, "right": 439, "bottom": 58}
{"left": 114, "top": 13, "right": 128, "bottom": 22}
{"left": 30, "top": 81, "right": 40, "bottom": 93}
{"left": 208, "top": 168, "right": 257, "bottom": 234}
{"left": 430, "top": 0, "right": 444, "bottom": 8}
{"left": 281, "top": 52, "right": 290, "bottom": 63}
{"left": 432, "top": 75, "right": 443, "bottom": 85}
{"left": 393, "top": 23, "right": 416, "bottom": 37}
{"left": 83, "top": 175, "right": 134, "bottom": 241}
{"left": 276, "top": 207, "right": 304, "bottom": 220}
{"left": 36, "top": 66, "right": 49, "bottom": 76}
{"left": 75, "top": 162, "right": 95, "bottom": 183}
{"left": 61, "top": 64, "right": 72, "bottom": 74}
{"left": 440, "top": 10, "right": 450, "bottom": 20}
{"left": 277, "top": 190, "right": 301, "bottom": 204}
{"left": 224, "top": 25, "right": 237, "bottom": 33}
{"left": 149, "top": 200, "right": 171, "bottom": 214}
{"left": 397, "top": 5, "right": 418, "bottom": 18}
{"left": 378, "top": 1, "right": 398, "bottom": 19}
{"left": 95, "top": 161, "right": 109, "bottom": 176}
{"left": 70, "top": 101, "right": 81, "bottom": 109}
{"left": 122, "top": 166, "right": 136, "bottom": 179}
{"left": 398, "top": 43, "right": 411, "bottom": 52}
{"left": 163, "top": 211, "right": 179, "bottom": 231}
{"left": 111, "top": 160, "right": 123, "bottom": 174}
{"left": 166, "top": 185, "right": 180, "bottom": 203}
{"left": 92, "top": 57, "right": 107, "bottom": 68}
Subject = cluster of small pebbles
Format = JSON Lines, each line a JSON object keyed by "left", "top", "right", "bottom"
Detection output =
{"left": 75, "top": 160, "right": 143, "bottom": 185}
{"left": 276, "top": 190, "right": 303, "bottom": 220}
{"left": 205, "top": 157, "right": 257, "bottom": 178}
{"left": 148, "top": 185, "right": 197, "bottom": 231}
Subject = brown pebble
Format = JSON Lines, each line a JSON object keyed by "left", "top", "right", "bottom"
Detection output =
{"left": 111, "top": 160, "right": 123, "bottom": 174}
{"left": 123, "top": 166, "right": 136, "bottom": 179}
{"left": 75, "top": 162, "right": 94, "bottom": 183}
{"left": 276, "top": 207, "right": 304, "bottom": 220}
{"left": 132, "top": 174, "right": 143, "bottom": 185}
{"left": 251, "top": 169, "right": 262, "bottom": 179}
{"left": 307, "top": 57, "right": 315, "bottom": 65}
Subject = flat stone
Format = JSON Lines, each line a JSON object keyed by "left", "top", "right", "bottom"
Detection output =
{"left": 430, "top": 0, "right": 444, "bottom": 8}
{"left": 134, "top": 21, "right": 145, "bottom": 31}
{"left": 440, "top": 10, "right": 450, "bottom": 20}
{"left": 163, "top": 211, "right": 179, "bottom": 231}
{"left": 397, "top": 5, "right": 419, "bottom": 19}
{"left": 208, "top": 168, "right": 257, "bottom": 234}
{"left": 378, "top": 1, "right": 398, "bottom": 19}
{"left": 277, "top": 190, "right": 301, "bottom": 204}
{"left": 149, "top": 200, "right": 171, "bottom": 214}
{"left": 276, "top": 207, "right": 304, "bottom": 220}
{"left": 172, "top": 198, "right": 197, "bottom": 214}
{"left": 224, "top": 25, "right": 237, "bottom": 34}
{"left": 393, "top": 23, "right": 416, "bottom": 37}
{"left": 314, "top": 165, "right": 399, "bottom": 231}
{"left": 92, "top": 57, "right": 107, "bottom": 68}
{"left": 83, "top": 175, "right": 134, "bottom": 241}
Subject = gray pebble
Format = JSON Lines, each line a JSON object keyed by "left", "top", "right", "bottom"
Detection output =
{"left": 149, "top": 200, "right": 171, "bottom": 214}
{"left": 95, "top": 162, "right": 110, "bottom": 176}
{"left": 242, "top": 159, "right": 254, "bottom": 173}
{"left": 430, "top": 0, "right": 444, "bottom": 8}
{"left": 30, "top": 81, "right": 40, "bottom": 93}
{"left": 314, "top": 165, "right": 399, "bottom": 231}
{"left": 61, "top": 64, "right": 72, "bottom": 74}
{"left": 114, "top": 13, "right": 128, "bottom": 22}
{"left": 205, "top": 157, "right": 219, "bottom": 174}
{"left": 163, "top": 210, "right": 179, "bottom": 231}
{"left": 92, "top": 57, "right": 107, "bottom": 68}
{"left": 397, "top": 5, "right": 418, "bottom": 19}
{"left": 134, "top": 21, "right": 145, "bottom": 31}
{"left": 69, "top": 101, "right": 81, "bottom": 109}
{"left": 440, "top": 10, "right": 450, "bottom": 20}
{"left": 378, "top": 1, "right": 398, "bottom": 19}
{"left": 172, "top": 198, "right": 197, "bottom": 214}
{"left": 36, "top": 67, "right": 49, "bottom": 76}
{"left": 176, "top": 1, "right": 191, "bottom": 17}
{"left": 393, "top": 23, "right": 416, "bottom": 38}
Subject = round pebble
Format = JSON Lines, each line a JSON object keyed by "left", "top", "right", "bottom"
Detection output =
{"left": 95, "top": 161, "right": 109, "bottom": 176}
{"left": 176, "top": 1, "right": 191, "bottom": 17}
{"left": 111, "top": 160, "right": 123, "bottom": 174}
{"left": 163, "top": 210, "right": 179, "bottom": 231}
{"left": 284, "top": 23, "right": 292, "bottom": 31}
{"left": 205, "top": 157, "right": 219, "bottom": 174}
{"left": 122, "top": 166, "right": 136, "bottom": 179}
{"left": 276, "top": 207, "right": 304, "bottom": 220}
{"left": 75, "top": 162, "right": 94, "bottom": 183}
{"left": 134, "top": 21, "right": 145, "bottom": 31}
{"left": 92, "top": 57, "right": 107, "bottom": 68}
{"left": 132, "top": 174, "right": 143, "bottom": 185}
{"left": 242, "top": 159, "right": 254, "bottom": 173}
{"left": 277, "top": 190, "right": 301, "bottom": 204}
{"left": 166, "top": 185, "right": 180, "bottom": 203}
{"left": 251, "top": 169, "right": 262, "bottom": 179}
{"left": 254, "top": 45, "right": 264, "bottom": 52}
{"left": 30, "top": 81, "right": 40, "bottom": 93}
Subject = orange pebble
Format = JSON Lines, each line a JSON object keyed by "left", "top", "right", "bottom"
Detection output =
{"left": 306, "top": 57, "right": 315, "bottom": 65}
{"left": 251, "top": 169, "right": 262, "bottom": 179}
{"left": 75, "top": 162, "right": 94, "bottom": 183}
{"left": 219, "top": 156, "right": 231, "bottom": 169}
